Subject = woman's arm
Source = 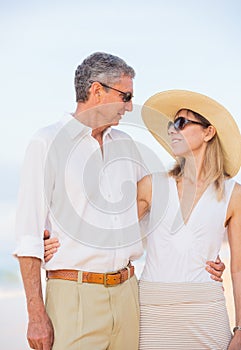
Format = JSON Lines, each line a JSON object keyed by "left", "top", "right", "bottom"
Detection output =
{"left": 227, "top": 183, "right": 241, "bottom": 349}
{"left": 137, "top": 175, "right": 152, "bottom": 220}
{"left": 43, "top": 230, "right": 60, "bottom": 262}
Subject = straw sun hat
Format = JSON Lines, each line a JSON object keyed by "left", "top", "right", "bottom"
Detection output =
{"left": 142, "top": 90, "right": 241, "bottom": 177}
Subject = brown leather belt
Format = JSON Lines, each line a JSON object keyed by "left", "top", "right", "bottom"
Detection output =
{"left": 46, "top": 263, "right": 134, "bottom": 287}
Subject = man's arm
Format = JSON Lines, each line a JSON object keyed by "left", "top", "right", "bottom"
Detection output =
{"left": 43, "top": 230, "right": 224, "bottom": 284}
{"left": 19, "top": 257, "right": 54, "bottom": 350}
{"left": 206, "top": 256, "right": 225, "bottom": 282}
{"left": 137, "top": 175, "right": 152, "bottom": 220}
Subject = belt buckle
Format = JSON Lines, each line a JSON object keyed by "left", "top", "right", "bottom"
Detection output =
{"left": 103, "top": 271, "right": 119, "bottom": 287}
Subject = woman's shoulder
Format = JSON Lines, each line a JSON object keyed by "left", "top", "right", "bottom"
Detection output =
{"left": 227, "top": 180, "right": 241, "bottom": 213}
{"left": 232, "top": 181, "right": 241, "bottom": 198}
{"left": 225, "top": 178, "right": 241, "bottom": 192}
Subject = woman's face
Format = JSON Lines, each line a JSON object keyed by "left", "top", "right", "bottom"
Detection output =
{"left": 168, "top": 109, "right": 210, "bottom": 157}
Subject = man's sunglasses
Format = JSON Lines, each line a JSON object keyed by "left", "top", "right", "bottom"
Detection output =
{"left": 89, "top": 80, "right": 133, "bottom": 102}
{"left": 167, "top": 116, "right": 210, "bottom": 131}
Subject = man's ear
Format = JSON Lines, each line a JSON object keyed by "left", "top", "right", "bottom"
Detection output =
{"left": 90, "top": 82, "right": 102, "bottom": 102}
{"left": 204, "top": 125, "right": 216, "bottom": 142}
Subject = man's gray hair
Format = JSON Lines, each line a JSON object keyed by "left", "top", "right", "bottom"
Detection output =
{"left": 74, "top": 52, "right": 135, "bottom": 102}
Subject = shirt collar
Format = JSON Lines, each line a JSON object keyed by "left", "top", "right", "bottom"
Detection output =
{"left": 61, "top": 114, "right": 92, "bottom": 139}
{"left": 103, "top": 126, "right": 113, "bottom": 140}
{"left": 61, "top": 114, "right": 114, "bottom": 140}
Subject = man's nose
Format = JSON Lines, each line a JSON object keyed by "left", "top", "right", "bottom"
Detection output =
{"left": 124, "top": 99, "right": 133, "bottom": 112}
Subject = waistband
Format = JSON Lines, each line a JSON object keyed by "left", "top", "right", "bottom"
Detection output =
{"left": 139, "top": 280, "right": 224, "bottom": 304}
{"left": 47, "top": 262, "right": 134, "bottom": 287}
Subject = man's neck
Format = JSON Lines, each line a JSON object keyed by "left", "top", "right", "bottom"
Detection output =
{"left": 73, "top": 103, "right": 111, "bottom": 146}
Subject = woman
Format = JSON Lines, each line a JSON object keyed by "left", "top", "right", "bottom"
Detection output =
{"left": 139, "top": 90, "right": 241, "bottom": 349}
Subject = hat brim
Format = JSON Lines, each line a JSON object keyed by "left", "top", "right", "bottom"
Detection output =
{"left": 142, "top": 90, "right": 241, "bottom": 177}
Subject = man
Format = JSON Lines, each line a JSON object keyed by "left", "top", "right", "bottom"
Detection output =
{"left": 15, "top": 52, "right": 224, "bottom": 350}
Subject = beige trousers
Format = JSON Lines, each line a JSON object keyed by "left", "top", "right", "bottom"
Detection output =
{"left": 45, "top": 275, "right": 139, "bottom": 350}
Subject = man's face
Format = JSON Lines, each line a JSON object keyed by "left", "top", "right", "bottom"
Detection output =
{"left": 97, "top": 75, "right": 134, "bottom": 128}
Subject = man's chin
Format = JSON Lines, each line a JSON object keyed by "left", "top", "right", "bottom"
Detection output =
{"left": 106, "top": 119, "right": 120, "bottom": 127}
{"left": 111, "top": 121, "right": 120, "bottom": 126}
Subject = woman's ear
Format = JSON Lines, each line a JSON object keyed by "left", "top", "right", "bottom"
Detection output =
{"left": 204, "top": 125, "right": 216, "bottom": 142}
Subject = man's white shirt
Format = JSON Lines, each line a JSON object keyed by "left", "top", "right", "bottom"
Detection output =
{"left": 14, "top": 114, "right": 146, "bottom": 272}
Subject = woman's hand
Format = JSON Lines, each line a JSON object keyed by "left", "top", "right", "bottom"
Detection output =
{"left": 43, "top": 230, "right": 60, "bottom": 263}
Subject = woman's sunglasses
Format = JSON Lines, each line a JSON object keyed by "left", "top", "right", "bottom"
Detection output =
{"left": 167, "top": 116, "right": 210, "bottom": 131}
{"left": 89, "top": 80, "right": 133, "bottom": 102}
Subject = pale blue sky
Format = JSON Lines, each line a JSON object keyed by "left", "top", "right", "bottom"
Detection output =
{"left": 1, "top": 0, "right": 241, "bottom": 201}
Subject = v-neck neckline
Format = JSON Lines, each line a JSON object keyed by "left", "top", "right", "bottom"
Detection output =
{"left": 171, "top": 177, "right": 211, "bottom": 226}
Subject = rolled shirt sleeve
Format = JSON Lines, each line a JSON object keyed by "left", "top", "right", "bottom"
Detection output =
{"left": 14, "top": 133, "right": 52, "bottom": 261}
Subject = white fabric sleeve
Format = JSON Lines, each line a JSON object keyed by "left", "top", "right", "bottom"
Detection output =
{"left": 14, "top": 135, "right": 52, "bottom": 261}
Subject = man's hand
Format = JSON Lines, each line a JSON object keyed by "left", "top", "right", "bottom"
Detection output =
{"left": 28, "top": 310, "right": 54, "bottom": 350}
{"left": 206, "top": 255, "right": 225, "bottom": 282}
{"left": 44, "top": 230, "right": 60, "bottom": 263}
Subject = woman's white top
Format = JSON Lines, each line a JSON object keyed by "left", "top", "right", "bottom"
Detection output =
{"left": 141, "top": 173, "right": 235, "bottom": 283}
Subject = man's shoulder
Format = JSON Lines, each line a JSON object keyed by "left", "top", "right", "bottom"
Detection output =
{"left": 23, "top": 119, "right": 68, "bottom": 158}
{"left": 30, "top": 119, "right": 66, "bottom": 144}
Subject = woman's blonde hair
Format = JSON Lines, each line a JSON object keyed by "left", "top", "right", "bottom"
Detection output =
{"left": 168, "top": 110, "right": 229, "bottom": 200}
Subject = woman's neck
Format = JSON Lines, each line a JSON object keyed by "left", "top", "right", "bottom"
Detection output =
{"left": 183, "top": 149, "right": 206, "bottom": 183}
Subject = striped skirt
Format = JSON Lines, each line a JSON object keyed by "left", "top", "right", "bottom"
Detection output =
{"left": 139, "top": 280, "right": 232, "bottom": 350}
